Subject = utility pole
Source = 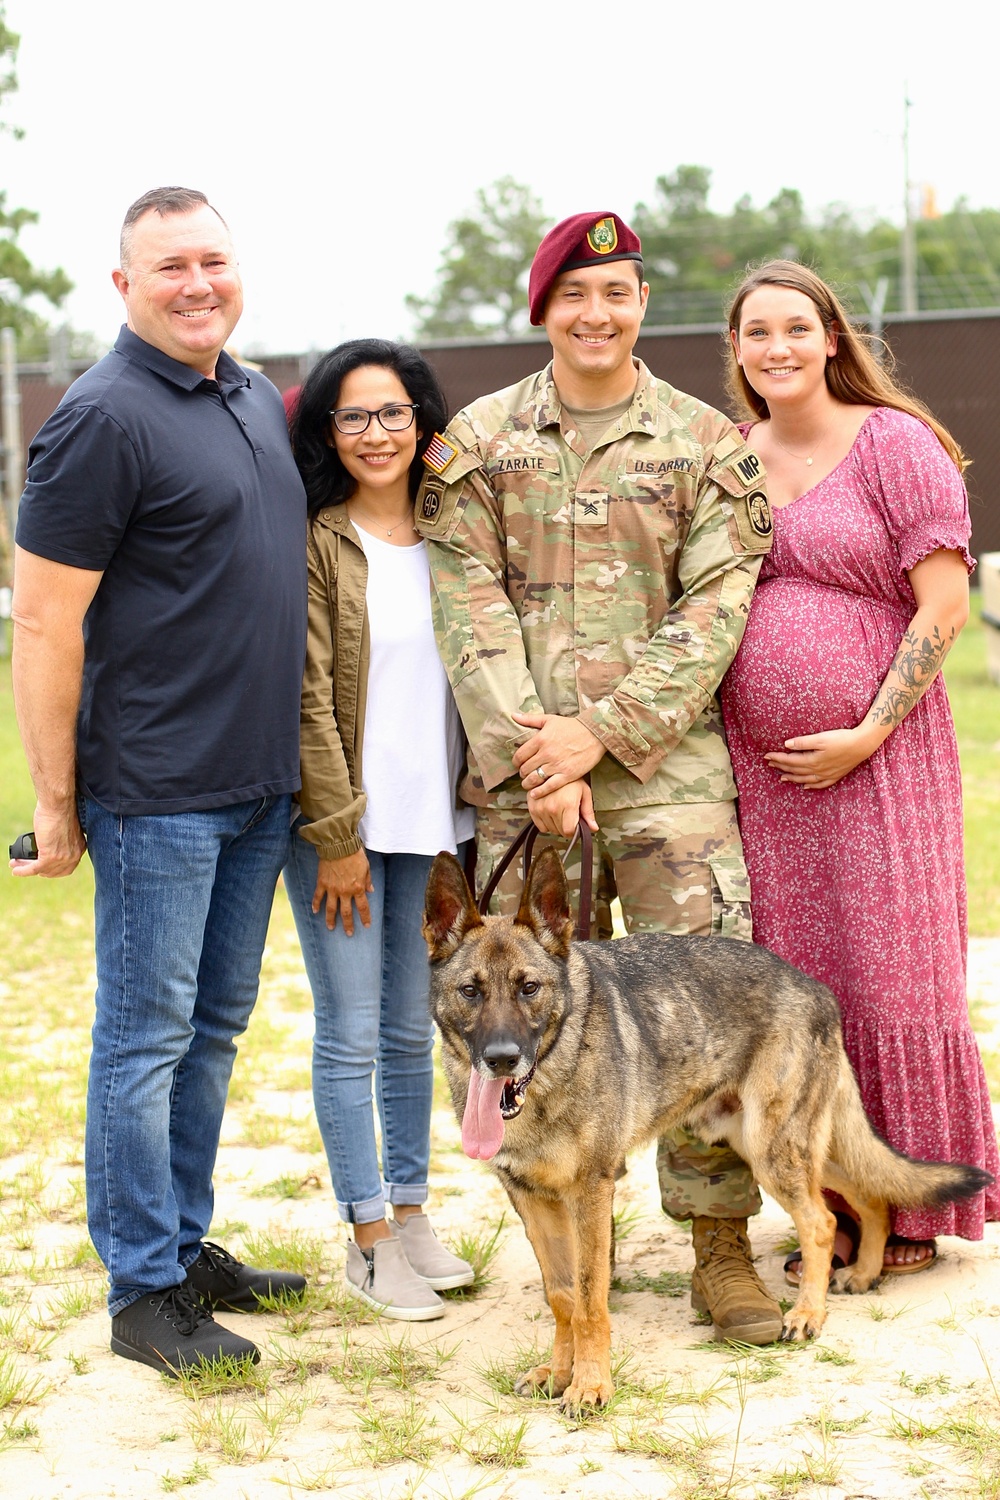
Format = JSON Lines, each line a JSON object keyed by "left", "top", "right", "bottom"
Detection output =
{"left": 1, "top": 324, "right": 21, "bottom": 534}
{"left": 858, "top": 276, "right": 890, "bottom": 362}
{"left": 901, "top": 89, "right": 918, "bottom": 315}
{"left": 49, "top": 322, "right": 70, "bottom": 386}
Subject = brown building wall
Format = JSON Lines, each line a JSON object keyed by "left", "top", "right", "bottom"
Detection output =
{"left": 18, "top": 313, "right": 999, "bottom": 557}
{"left": 883, "top": 315, "right": 999, "bottom": 555}
{"left": 403, "top": 316, "right": 1000, "bottom": 559}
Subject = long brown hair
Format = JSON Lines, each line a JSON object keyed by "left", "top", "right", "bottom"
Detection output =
{"left": 725, "top": 260, "right": 965, "bottom": 471}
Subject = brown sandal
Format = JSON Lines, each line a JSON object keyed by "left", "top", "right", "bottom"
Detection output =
{"left": 783, "top": 1211, "right": 861, "bottom": 1287}
{"left": 882, "top": 1235, "right": 937, "bottom": 1275}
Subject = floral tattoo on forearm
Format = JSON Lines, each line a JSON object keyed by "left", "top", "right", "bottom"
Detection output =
{"left": 869, "top": 625, "right": 955, "bottom": 729}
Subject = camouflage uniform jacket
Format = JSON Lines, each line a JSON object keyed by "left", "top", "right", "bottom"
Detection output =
{"left": 415, "top": 360, "right": 773, "bottom": 811}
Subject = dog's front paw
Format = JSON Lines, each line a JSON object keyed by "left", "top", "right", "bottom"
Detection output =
{"left": 514, "top": 1362, "right": 570, "bottom": 1399}
{"left": 830, "top": 1265, "right": 882, "bottom": 1295}
{"left": 781, "top": 1301, "right": 827, "bottom": 1341}
{"left": 559, "top": 1368, "right": 614, "bottom": 1415}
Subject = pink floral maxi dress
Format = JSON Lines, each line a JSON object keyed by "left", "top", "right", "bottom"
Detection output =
{"left": 721, "top": 407, "right": 999, "bottom": 1239}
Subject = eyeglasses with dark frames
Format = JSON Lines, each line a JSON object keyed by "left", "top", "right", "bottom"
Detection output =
{"left": 329, "top": 403, "right": 419, "bottom": 435}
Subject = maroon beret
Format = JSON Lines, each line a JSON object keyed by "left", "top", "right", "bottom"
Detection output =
{"left": 528, "top": 212, "right": 642, "bottom": 326}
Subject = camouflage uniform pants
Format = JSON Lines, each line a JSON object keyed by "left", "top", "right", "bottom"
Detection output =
{"left": 475, "top": 799, "right": 762, "bottom": 1223}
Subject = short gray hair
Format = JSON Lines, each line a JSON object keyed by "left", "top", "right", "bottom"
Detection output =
{"left": 119, "top": 187, "right": 229, "bottom": 271}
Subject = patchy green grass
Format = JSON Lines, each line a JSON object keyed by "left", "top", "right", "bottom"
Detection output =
{"left": 612, "top": 1268, "right": 691, "bottom": 1298}
{"left": 440, "top": 1215, "right": 507, "bottom": 1299}
{"left": 0, "top": 612, "right": 997, "bottom": 1496}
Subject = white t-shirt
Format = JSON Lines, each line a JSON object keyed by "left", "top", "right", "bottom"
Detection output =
{"left": 355, "top": 531, "right": 476, "bottom": 855}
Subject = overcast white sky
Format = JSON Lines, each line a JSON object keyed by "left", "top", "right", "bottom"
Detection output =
{"left": 3, "top": 0, "right": 997, "bottom": 356}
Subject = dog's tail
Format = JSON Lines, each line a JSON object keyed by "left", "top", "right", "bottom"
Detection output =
{"left": 830, "top": 1061, "right": 993, "bottom": 1207}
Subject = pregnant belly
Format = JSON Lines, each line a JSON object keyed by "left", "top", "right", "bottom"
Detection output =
{"left": 723, "top": 578, "right": 903, "bottom": 753}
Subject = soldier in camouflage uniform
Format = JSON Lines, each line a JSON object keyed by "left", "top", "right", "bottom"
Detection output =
{"left": 415, "top": 212, "right": 782, "bottom": 1344}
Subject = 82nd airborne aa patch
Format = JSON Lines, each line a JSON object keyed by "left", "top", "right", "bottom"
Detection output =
{"left": 587, "top": 217, "right": 618, "bottom": 256}
{"left": 420, "top": 477, "right": 445, "bottom": 521}
{"left": 419, "top": 486, "right": 443, "bottom": 528}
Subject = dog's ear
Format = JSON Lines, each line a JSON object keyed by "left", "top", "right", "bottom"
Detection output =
{"left": 423, "top": 851, "right": 484, "bottom": 961}
{"left": 516, "top": 847, "right": 573, "bottom": 958}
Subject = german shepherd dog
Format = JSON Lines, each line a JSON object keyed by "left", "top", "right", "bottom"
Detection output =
{"left": 422, "top": 848, "right": 992, "bottom": 1412}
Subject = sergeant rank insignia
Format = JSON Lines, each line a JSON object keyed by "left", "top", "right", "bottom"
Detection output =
{"left": 423, "top": 432, "right": 459, "bottom": 475}
{"left": 588, "top": 217, "right": 618, "bottom": 255}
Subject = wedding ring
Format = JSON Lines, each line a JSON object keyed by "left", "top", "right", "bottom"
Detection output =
{"left": 536, "top": 765, "right": 547, "bottom": 782}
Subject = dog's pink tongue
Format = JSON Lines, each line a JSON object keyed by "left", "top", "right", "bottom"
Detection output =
{"left": 461, "top": 1070, "right": 507, "bottom": 1160}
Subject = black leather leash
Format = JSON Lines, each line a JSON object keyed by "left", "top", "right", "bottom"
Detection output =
{"left": 476, "top": 817, "right": 593, "bottom": 941}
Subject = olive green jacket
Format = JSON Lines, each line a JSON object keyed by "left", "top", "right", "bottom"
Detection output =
{"left": 296, "top": 506, "right": 370, "bottom": 860}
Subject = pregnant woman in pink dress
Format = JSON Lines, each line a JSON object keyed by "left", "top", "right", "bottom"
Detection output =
{"left": 720, "top": 260, "right": 999, "bottom": 1279}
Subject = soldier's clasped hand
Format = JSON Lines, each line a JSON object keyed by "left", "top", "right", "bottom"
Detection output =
{"left": 513, "top": 711, "right": 605, "bottom": 795}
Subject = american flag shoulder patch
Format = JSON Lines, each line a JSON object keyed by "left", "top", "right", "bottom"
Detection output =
{"left": 422, "top": 432, "right": 459, "bottom": 475}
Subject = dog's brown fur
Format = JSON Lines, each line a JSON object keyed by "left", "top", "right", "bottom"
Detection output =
{"left": 423, "top": 849, "right": 992, "bottom": 1412}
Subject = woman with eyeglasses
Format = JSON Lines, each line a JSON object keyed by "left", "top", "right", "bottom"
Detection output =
{"left": 285, "top": 340, "right": 475, "bottom": 1319}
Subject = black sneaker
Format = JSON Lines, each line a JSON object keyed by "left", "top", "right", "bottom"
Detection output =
{"left": 183, "top": 1240, "right": 307, "bottom": 1312}
{"left": 110, "top": 1285, "right": 260, "bottom": 1374}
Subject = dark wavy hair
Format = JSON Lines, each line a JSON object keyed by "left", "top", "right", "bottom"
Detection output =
{"left": 290, "top": 339, "right": 449, "bottom": 517}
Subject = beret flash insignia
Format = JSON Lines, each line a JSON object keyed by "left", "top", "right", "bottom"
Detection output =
{"left": 587, "top": 217, "right": 619, "bottom": 255}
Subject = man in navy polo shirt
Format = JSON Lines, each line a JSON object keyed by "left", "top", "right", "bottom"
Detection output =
{"left": 11, "top": 187, "right": 308, "bottom": 1373}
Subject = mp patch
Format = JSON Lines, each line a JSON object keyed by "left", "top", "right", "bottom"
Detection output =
{"left": 735, "top": 451, "right": 763, "bottom": 487}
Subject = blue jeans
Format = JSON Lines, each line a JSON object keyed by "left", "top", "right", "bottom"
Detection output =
{"left": 284, "top": 832, "right": 444, "bottom": 1223}
{"left": 82, "top": 793, "right": 291, "bottom": 1313}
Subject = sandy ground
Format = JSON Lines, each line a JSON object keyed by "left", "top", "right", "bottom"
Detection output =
{"left": 1, "top": 941, "right": 997, "bottom": 1500}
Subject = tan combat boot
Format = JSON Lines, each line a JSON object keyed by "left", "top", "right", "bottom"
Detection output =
{"left": 689, "top": 1216, "right": 783, "bottom": 1344}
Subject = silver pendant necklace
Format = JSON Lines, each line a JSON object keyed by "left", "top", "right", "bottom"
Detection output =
{"left": 349, "top": 505, "right": 416, "bottom": 537}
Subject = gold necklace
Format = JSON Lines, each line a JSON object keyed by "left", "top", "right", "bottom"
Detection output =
{"left": 349, "top": 504, "right": 417, "bottom": 538}
{"left": 769, "top": 420, "right": 835, "bottom": 467}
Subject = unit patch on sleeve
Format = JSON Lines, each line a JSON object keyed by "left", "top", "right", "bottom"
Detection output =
{"left": 728, "top": 488, "right": 773, "bottom": 552}
{"left": 420, "top": 477, "right": 446, "bottom": 520}
{"left": 747, "top": 490, "right": 772, "bottom": 537}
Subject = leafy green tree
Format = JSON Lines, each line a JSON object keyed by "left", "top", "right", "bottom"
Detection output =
{"left": 906, "top": 200, "right": 1000, "bottom": 308}
{"left": 406, "top": 177, "right": 550, "bottom": 339}
{"left": 0, "top": 8, "right": 73, "bottom": 355}
{"left": 634, "top": 169, "right": 867, "bottom": 322}
{"left": 634, "top": 167, "right": 1000, "bottom": 324}
{"left": 408, "top": 167, "right": 1000, "bottom": 340}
